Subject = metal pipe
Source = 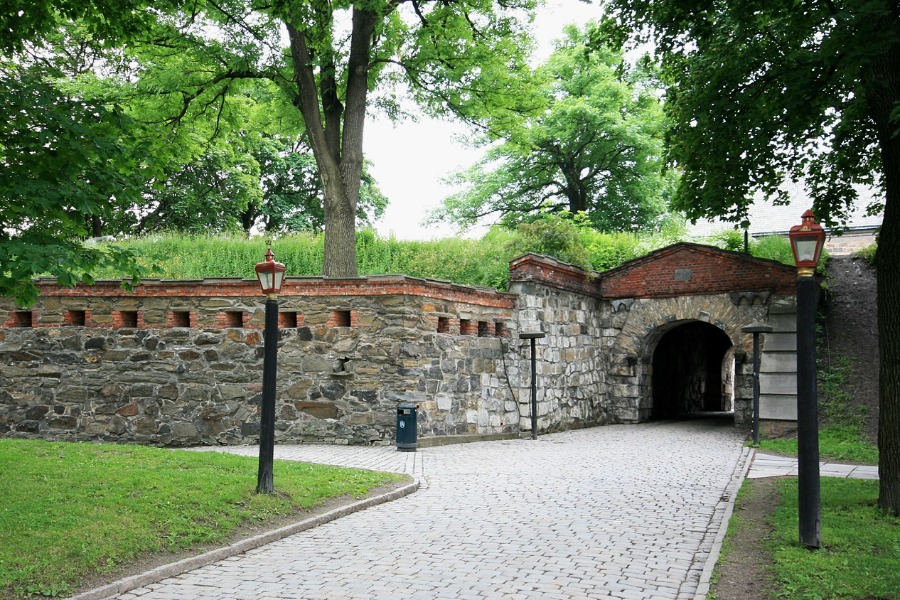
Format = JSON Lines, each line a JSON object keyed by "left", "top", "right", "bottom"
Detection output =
{"left": 530, "top": 337, "right": 538, "bottom": 440}
{"left": 519, "top": 331, "right": 546, "bottom": 440}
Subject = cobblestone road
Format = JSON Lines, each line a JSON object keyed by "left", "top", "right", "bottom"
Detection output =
{"left": 116, "top": 420, "right": 748, "bottom": 600}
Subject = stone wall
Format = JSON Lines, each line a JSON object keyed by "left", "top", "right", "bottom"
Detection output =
{"left": 0, "top": 276, "right": 524, "bottom": 446}
{"left": 508, "top": 255, "right": 608, "bottom": 433}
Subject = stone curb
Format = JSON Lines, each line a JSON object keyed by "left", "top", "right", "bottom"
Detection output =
{"left": 70, "top": 478, "right": 420, "bottom": 600}
{"left": 693, "top": 446, "right": 755, "bottom": 600}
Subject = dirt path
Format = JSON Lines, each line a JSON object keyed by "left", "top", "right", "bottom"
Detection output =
{"left": 709, "top": 478, "right": 779, "bottom": 599}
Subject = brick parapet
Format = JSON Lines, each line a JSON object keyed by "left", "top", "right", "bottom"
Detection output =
{"left": 508, "top": 254, "right": 602, "bottom": 298}
{"left": 33, "top": 275, "right": 517, "bottom": 309}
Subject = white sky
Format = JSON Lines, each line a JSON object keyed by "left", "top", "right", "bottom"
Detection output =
{"left": 365, "top": 0, "right": 604, "bottom": 240}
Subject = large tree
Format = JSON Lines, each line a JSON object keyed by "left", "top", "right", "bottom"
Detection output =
{"left": 432, "top": 23, "right": 675, "bottom": 232}
{"left": 602, "top": 0, "right": 900, "bottom": 514}
{"left": 125, "top": 0, "right": 538, "bottom": 276}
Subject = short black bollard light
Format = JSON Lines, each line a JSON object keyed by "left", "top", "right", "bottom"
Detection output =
{"left": 396, "top": 404, "right": 418, "bottom": 452}
{"left": 519, "top": 331, "right": 546, "bottom": 440}
{"left": 742, "top": 323, "right": 773, "bottom": 445}
{"left": 255, "top": 245, "right": 285, "bottom": 494}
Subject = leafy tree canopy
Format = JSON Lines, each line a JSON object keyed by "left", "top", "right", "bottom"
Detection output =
{"left": 599, "top": 0, "right": 893, "bottom": 227}
{"left": 118, "top": 0, "right": 540, "bottom": 276}
{"left": 0, "top": 58, "right": 160, "bottom": 305}
{"left": 430, "top": 23, "right": 675, "bottom": 233}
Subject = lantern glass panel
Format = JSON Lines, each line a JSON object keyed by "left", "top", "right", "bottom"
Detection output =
{"left": 257, "top": 270, "right": 274, "bottom": 292}
{"left": 794, "top": 237, "right": 819, "bottom": 263}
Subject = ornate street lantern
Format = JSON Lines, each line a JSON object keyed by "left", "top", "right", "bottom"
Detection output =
{"left": 789, "top": 210, "right": 826, "bottom": 276}
{"left": 255, "top": 249, "right": 286, "bottom": 298}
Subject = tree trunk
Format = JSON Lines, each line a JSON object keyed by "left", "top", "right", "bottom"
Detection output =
{"left": 561, "top": 161, "right": 588, "bottom": 213}
{"left": 284, "top": 7, "right": 377, "bottom": 279}
{"left": 90, "top": 215, "right": 103, "bottom": 237}
{"left": 866, "top": 40, "right": 900, "bottom": 516}
{"left": 322, "top": 180, "right": 359, "bottom": 277}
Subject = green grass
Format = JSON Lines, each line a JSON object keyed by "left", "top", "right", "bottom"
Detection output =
{"left": 772, "top": 478, "right": 900, "bottom": 599}
{"left": 0, "top": 439, "right": 404, "bottom": 598}
{"left": 88, "top": 220, "right": 797, "bottom": 291}
{"left": 757, "top": 425, "right": 879, "bottom": 465}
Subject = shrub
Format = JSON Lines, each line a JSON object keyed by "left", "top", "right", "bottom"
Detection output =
{"left": 855, "top": 242, "right": 877, "bottom": 267}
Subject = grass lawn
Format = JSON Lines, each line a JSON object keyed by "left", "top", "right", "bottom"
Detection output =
{"left": 0, "top": 439, "right": 404, "bottom": 598}
{"left": 772, "top": 478, "right": 900, "bottom": 599}
{"left": 756, "top": 425, "right": 879, "bottom": 465}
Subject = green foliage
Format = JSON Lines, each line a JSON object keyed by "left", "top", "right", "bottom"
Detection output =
{"left": 700, "top": 231, "right": 816, "bottom": 270}
{"left": 600, "top": 0, "right": 893, "bottom": 230}
{"left": 0, "top": 0, "right": 165, "bottom": 54}
{"left": 0, "top": 57, "right": 162, "bottom": 306}
{"left": 432, "top": 23, "right": 676, "bottom": 233}
{"left": 818, "top": 353, "right": 864, "bottom": 429}
{"left": 752, "top": 236, "right": 797, "bottom": 268}
{"left": 504, "top": 214, "right": 593, "bottom": 271}
{"left": 0, "top": 439, "right": 401, "bottom": 598}
{"left": 92, "top": 216, "right": 697, "bottom": 291}
{"left": 771, "top": 479, "right": 899, "bottom": 599}
{"left": 130, "top": 133, "right": 387, "bottom": 236}
{"left": 855, "top": 243, "right": 878, "bottom": 268}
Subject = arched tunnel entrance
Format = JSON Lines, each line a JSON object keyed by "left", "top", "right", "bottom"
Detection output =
{"left": 651, "top": 321, "right": 734, "bottom": 419}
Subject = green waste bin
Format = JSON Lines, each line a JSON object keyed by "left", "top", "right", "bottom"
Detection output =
{"left": 396, "top": 404, "right": 417, "bottom": 452}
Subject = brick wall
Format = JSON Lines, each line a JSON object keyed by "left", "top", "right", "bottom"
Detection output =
{"left": 509, "top": 254, "right": 602, "bottom": 298}
{"left": 600, "top": 243, "right": 797, "bottom": 299}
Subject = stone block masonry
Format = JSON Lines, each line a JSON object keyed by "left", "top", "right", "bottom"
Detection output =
{"left": 0, "top": 276, "right": 525, "bottom": 446}
{"left": 0, "top": 244, "right": 801, "bottom": 447}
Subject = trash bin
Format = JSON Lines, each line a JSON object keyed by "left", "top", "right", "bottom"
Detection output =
{"left": 396, "top": 404, "right": 417, "bottom": 452}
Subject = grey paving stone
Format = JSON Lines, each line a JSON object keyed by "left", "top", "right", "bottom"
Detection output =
{"left": 98, "top": 421, "right": 753, "bottom": 600}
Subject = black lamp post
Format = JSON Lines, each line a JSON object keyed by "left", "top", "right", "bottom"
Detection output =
{"left": 255, "top": 247, "right": 285, "bottom": 494}
{"left": 742, "top": 323, "right": 773, "bottom": 445}
{"left": 789, "top": 209, "right": 826, "bottom": 549}
{"left": 519, "top": 331, "right": 546, "bottom": 440}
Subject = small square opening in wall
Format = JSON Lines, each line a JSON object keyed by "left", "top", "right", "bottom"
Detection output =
{"left": 437, "top": 317, "right": 450, "bottom": 333}
{"left": 13, "top": 311, "right": 33, "bottom": 327}
{"left": 279, "top": 311, "right": 298, "bottom": 328}
{"left": 478, "top": 321, "right": 490, "bottom": 337}
{"left": 459, "top": 319, "right": 474, "bottom": 335}
{"left": 171, "top": 311, "right": 191, "bottom": 327}
{"left": 494, "top": 322, "right": 506, "bottom": 337}
{"left": 116, "top": 311, "right": 138, "bottom": 328}
{"left": 222, "top": 311, "right": 244, "bottom": 328}
{"left": 331, "top": 310, "right": 351, "bottom": 327}
{"left": 66, "top": 310, "right": 86, "bottom": 326}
